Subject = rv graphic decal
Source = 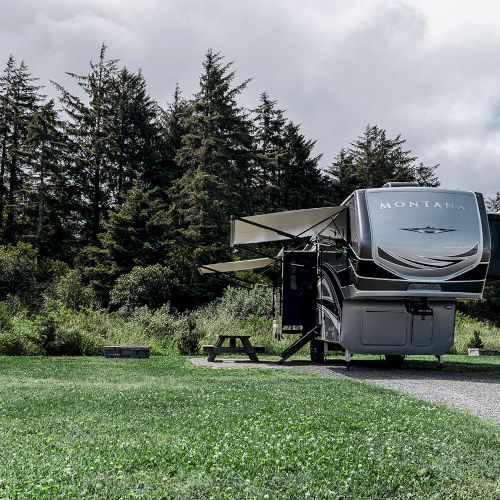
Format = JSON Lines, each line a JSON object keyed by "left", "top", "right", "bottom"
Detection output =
{"left": 401, "top": 226, "right": 456, "bottom": 234}
{"left": 379, "top": 201, "right": 467, "bottom": 210}
{"left": 377, "top": 243, "right": 479, "bottom": 271}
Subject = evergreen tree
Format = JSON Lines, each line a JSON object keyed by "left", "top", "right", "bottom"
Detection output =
{"left": 82, "top": 182, "right": 169, "bottom": 301}
{"left": 253, "top": 92, "right": 325, "bottom": 212}
{"left": 53, "top": 44, "right": 118, "bottom": 243}
{"left": 169, "top": 50, "right": 254, "bottom": 276}
{"left": 0, "top": 56, "right": 42, "bottom": 244}
{"left": 23, "top": 100, "right": 77, "bottom": 259}
{"left": 328, "top": 148, "right": 358, "bottom": 204}
{"left": 486, "top": 192, "right": 500, "bottom": 213}
{"left": 252, "top": 92, "right": 287, "bottom": 212}
{"left": 157, "top": 84, "right": 189, "bottom": 193}
{"left": 107, "top": 68, "right": 161, "bottom": 203}
{"left": 280, "top": 121, "right": 325, "bottom": 210}
{"left": 327, "top": 125, "right": 439, "bottom": 203}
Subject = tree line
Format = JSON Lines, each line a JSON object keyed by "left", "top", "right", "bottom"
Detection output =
{"left": 0, "top": 45, "right": 441, "bottom": 310}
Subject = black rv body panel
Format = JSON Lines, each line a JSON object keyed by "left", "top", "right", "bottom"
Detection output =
{"left": 487, "top": 213, "right": 500, "bottom": 280}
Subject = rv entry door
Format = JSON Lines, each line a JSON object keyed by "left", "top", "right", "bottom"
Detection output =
{"left": 282, "top": 252, "right": 317, "bottom": 331}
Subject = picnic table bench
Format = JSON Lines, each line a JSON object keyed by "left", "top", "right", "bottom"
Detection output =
{"left": 203, "top": 335, "right": 265, "bottom": 362}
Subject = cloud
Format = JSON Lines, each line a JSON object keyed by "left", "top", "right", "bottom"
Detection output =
{"left": 1, "top": 0, "right": 499, "bottom": 196}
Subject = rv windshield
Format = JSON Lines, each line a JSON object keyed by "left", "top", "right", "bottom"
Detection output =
{"left": 365, "top": 189, "right": 482, "bottom": 280}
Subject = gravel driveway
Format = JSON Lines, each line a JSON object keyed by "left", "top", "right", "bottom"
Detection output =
{"left": 191, "top": 358, "right": 500, "bottom": 422}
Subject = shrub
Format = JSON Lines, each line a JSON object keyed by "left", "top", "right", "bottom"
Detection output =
{"left": 467, "top": 331, "right": 485, "bottom": 349}
{"left": 216, "top": 285, "right": 272, "bottom": 319}
{"left": 0, "top": 302, "right": 13, "bottom": 332}
{"left": 52, "top": 269, "right": 97, "bottom": 310}
{"left": 35, "top": 313, "right": 57, "bottom": 355}
{"left": 0, "top": 331, "right": 32, "bottom": 355}
{"left": 175, "top": 316, "right": 202, "bottom": 355}
{"left": 48, "top": 327, "right": 102, "bottom": 356}
{"left": 110, "top": 265, "right": 174, "bottom": 313}
{"left": 0, "top": 243, "right": 39, "bottom": 308}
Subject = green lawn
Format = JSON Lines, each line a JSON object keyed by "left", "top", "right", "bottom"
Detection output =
{"left": 0, "top": 357, "right": 498, "bottom": 498}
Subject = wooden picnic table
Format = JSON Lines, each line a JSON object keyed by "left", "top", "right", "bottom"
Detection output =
{"left": 203, "top": 335, "right": 265, "bottom": 362}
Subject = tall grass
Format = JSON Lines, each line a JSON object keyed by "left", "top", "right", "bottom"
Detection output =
{"left": 0, "top": 286, "right": 498, "bottom": 356}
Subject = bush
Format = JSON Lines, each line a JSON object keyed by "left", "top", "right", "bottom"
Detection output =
{"left": 0, "top": 332, "right": 31, "bottom": 355}
{"left": 52, "top": 269, "right": 97, "bottom": 310}
{"left": 110, "top": 265, "right": 174, "bottom": 313}
{"left": 452, "top": 312, "right": 500, "bottom": 354}
{"left": 175, "top": 316, "right": 202, "bottom": 355}
{"left": 35, "top": 313, "right": 57, "bottom": 355}
{"left": 0, "top": 302, "right": 13, "bottom": 332}
{"left": 0, "top": 243, "right": 39, "bottom": 308}
{"left": 467, "top": 331, "right": 485, "bottom": 349}
{"left": 216, "top": 285, "right": 272, "bottom": 319}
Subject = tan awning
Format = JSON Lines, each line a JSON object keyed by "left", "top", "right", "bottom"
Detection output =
{"left": 198, "top": 257, "right": 275, "bottom": 275}
{"left": 230, "top": 206, "right": 344, "bottom": 246}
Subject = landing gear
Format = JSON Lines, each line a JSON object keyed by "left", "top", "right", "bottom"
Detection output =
{"left": 345, "top": 350, "right": 352, "bottom": 370}
{"left": 310, "top": 339, "right": 325, "bottom": 363}
{"left": 385, "top": 355, "right": 405, "bottom": 368}
{"left": 436, "top": 355, "right": 444, "bottom": 371}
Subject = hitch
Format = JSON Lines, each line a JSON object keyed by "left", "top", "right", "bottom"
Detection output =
{"left": 405, "top": 298, "right": 433, "bottom": 319}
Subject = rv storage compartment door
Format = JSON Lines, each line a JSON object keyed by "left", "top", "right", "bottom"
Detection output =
{"left": 411, "top": 315, "right": 433, "bottom": 346}
{"left": 361, "top": 311, "right": 409, "bottom": 346}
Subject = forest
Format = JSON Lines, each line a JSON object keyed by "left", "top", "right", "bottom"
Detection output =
{"left": 0, "top": 45, "right": 498, "bottom": 356}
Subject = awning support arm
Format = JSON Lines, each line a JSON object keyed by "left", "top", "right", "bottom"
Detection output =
{"left": 294, "top": 208, "right": 346, "bottom": 239}
{"left": 233, "top": 244, "right": 281, "bottom": 261}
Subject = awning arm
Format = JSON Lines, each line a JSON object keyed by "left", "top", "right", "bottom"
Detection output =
{"left": 233, "top": 244, "right": 281, "bottom": 261}
{"left": 295, "top": 208, "right": 347, "bottom": 239}
{"left": 198, "top": 266, "right": 259, "bottom": 288}
{"left": 317, "top": 209, "right": 348, "bottom": 240}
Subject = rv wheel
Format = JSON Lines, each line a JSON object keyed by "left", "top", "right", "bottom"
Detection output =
{"left": 310, "top": 339, "right": 325, "bottom": 363}
{"left": 384, "top": 355, "right": 405, "bottom": 368}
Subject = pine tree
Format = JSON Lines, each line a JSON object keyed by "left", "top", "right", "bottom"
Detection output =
{"left": 486, "top": 192, "right": 500, "bottom": 213}
{"left": 23, "top": 99, "right": 76, "bottom": 259}
{"left": 0, "top": 56, "right": 42, "bottom": 244}
{"left": 169, "top": 50, "right": 254, "bottom": 276}
{"left": 100, "top": 182, "right": 169, "bottom": 272}
{"left": 253, "top": 92, "right": 325, "bottom": 212}
{"left": 81, "top": 182, "right": 169, "bottom": 302}
{"left": 328, "top": 148, "right": 357, "bottom": 204}
{"left": 107, "top": 68, "right": 161, "bottom": 203}
{"left": 252, "top": 92, "right": 287, "bottom": 212}
{"left": 157, "top": 84, "right": 189, "bottom": 193}
{"left": 280, "top": 121, "right": 325, "bottom": 210}
{"left": 53, "top": 44, "right": 118, "bottom": 243}
{"left": 327, "top": 125, "right": 439, "bottom": 201}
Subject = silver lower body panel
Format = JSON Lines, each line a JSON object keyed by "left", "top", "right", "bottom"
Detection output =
{"left": 339, "top": 299, "right": 455, "bottom": 355}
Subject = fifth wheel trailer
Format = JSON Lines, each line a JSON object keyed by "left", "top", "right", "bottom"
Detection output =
{"left": 199, "top": 183, "right": 499, "bottom": 367}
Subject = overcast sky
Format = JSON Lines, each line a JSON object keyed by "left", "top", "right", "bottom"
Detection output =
{"left": 1, "top": 0, "right": 499, "bottom": 198}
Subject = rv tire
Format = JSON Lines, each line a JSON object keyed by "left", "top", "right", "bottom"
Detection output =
{"left": 310, "top": 339, "right": 325, "bottom": 363}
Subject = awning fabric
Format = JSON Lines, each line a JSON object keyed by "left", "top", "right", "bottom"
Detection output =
{"left": 198, "top": 257, "right": 275, "bottom": 275}
{"left": 230, "top": 206, "right": 344, "bottom": 246}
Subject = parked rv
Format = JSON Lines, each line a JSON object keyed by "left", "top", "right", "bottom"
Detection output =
{"left": 199, "top": 183, "right": 499, "bottom": 368}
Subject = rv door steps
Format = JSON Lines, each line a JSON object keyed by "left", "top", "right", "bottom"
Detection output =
{"left": 278, "top": 326, "right": 320, "bottom": 364}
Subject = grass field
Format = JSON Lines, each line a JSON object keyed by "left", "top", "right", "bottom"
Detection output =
{"left": 0, "top": 356, "right": 498, "bottom": 499}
